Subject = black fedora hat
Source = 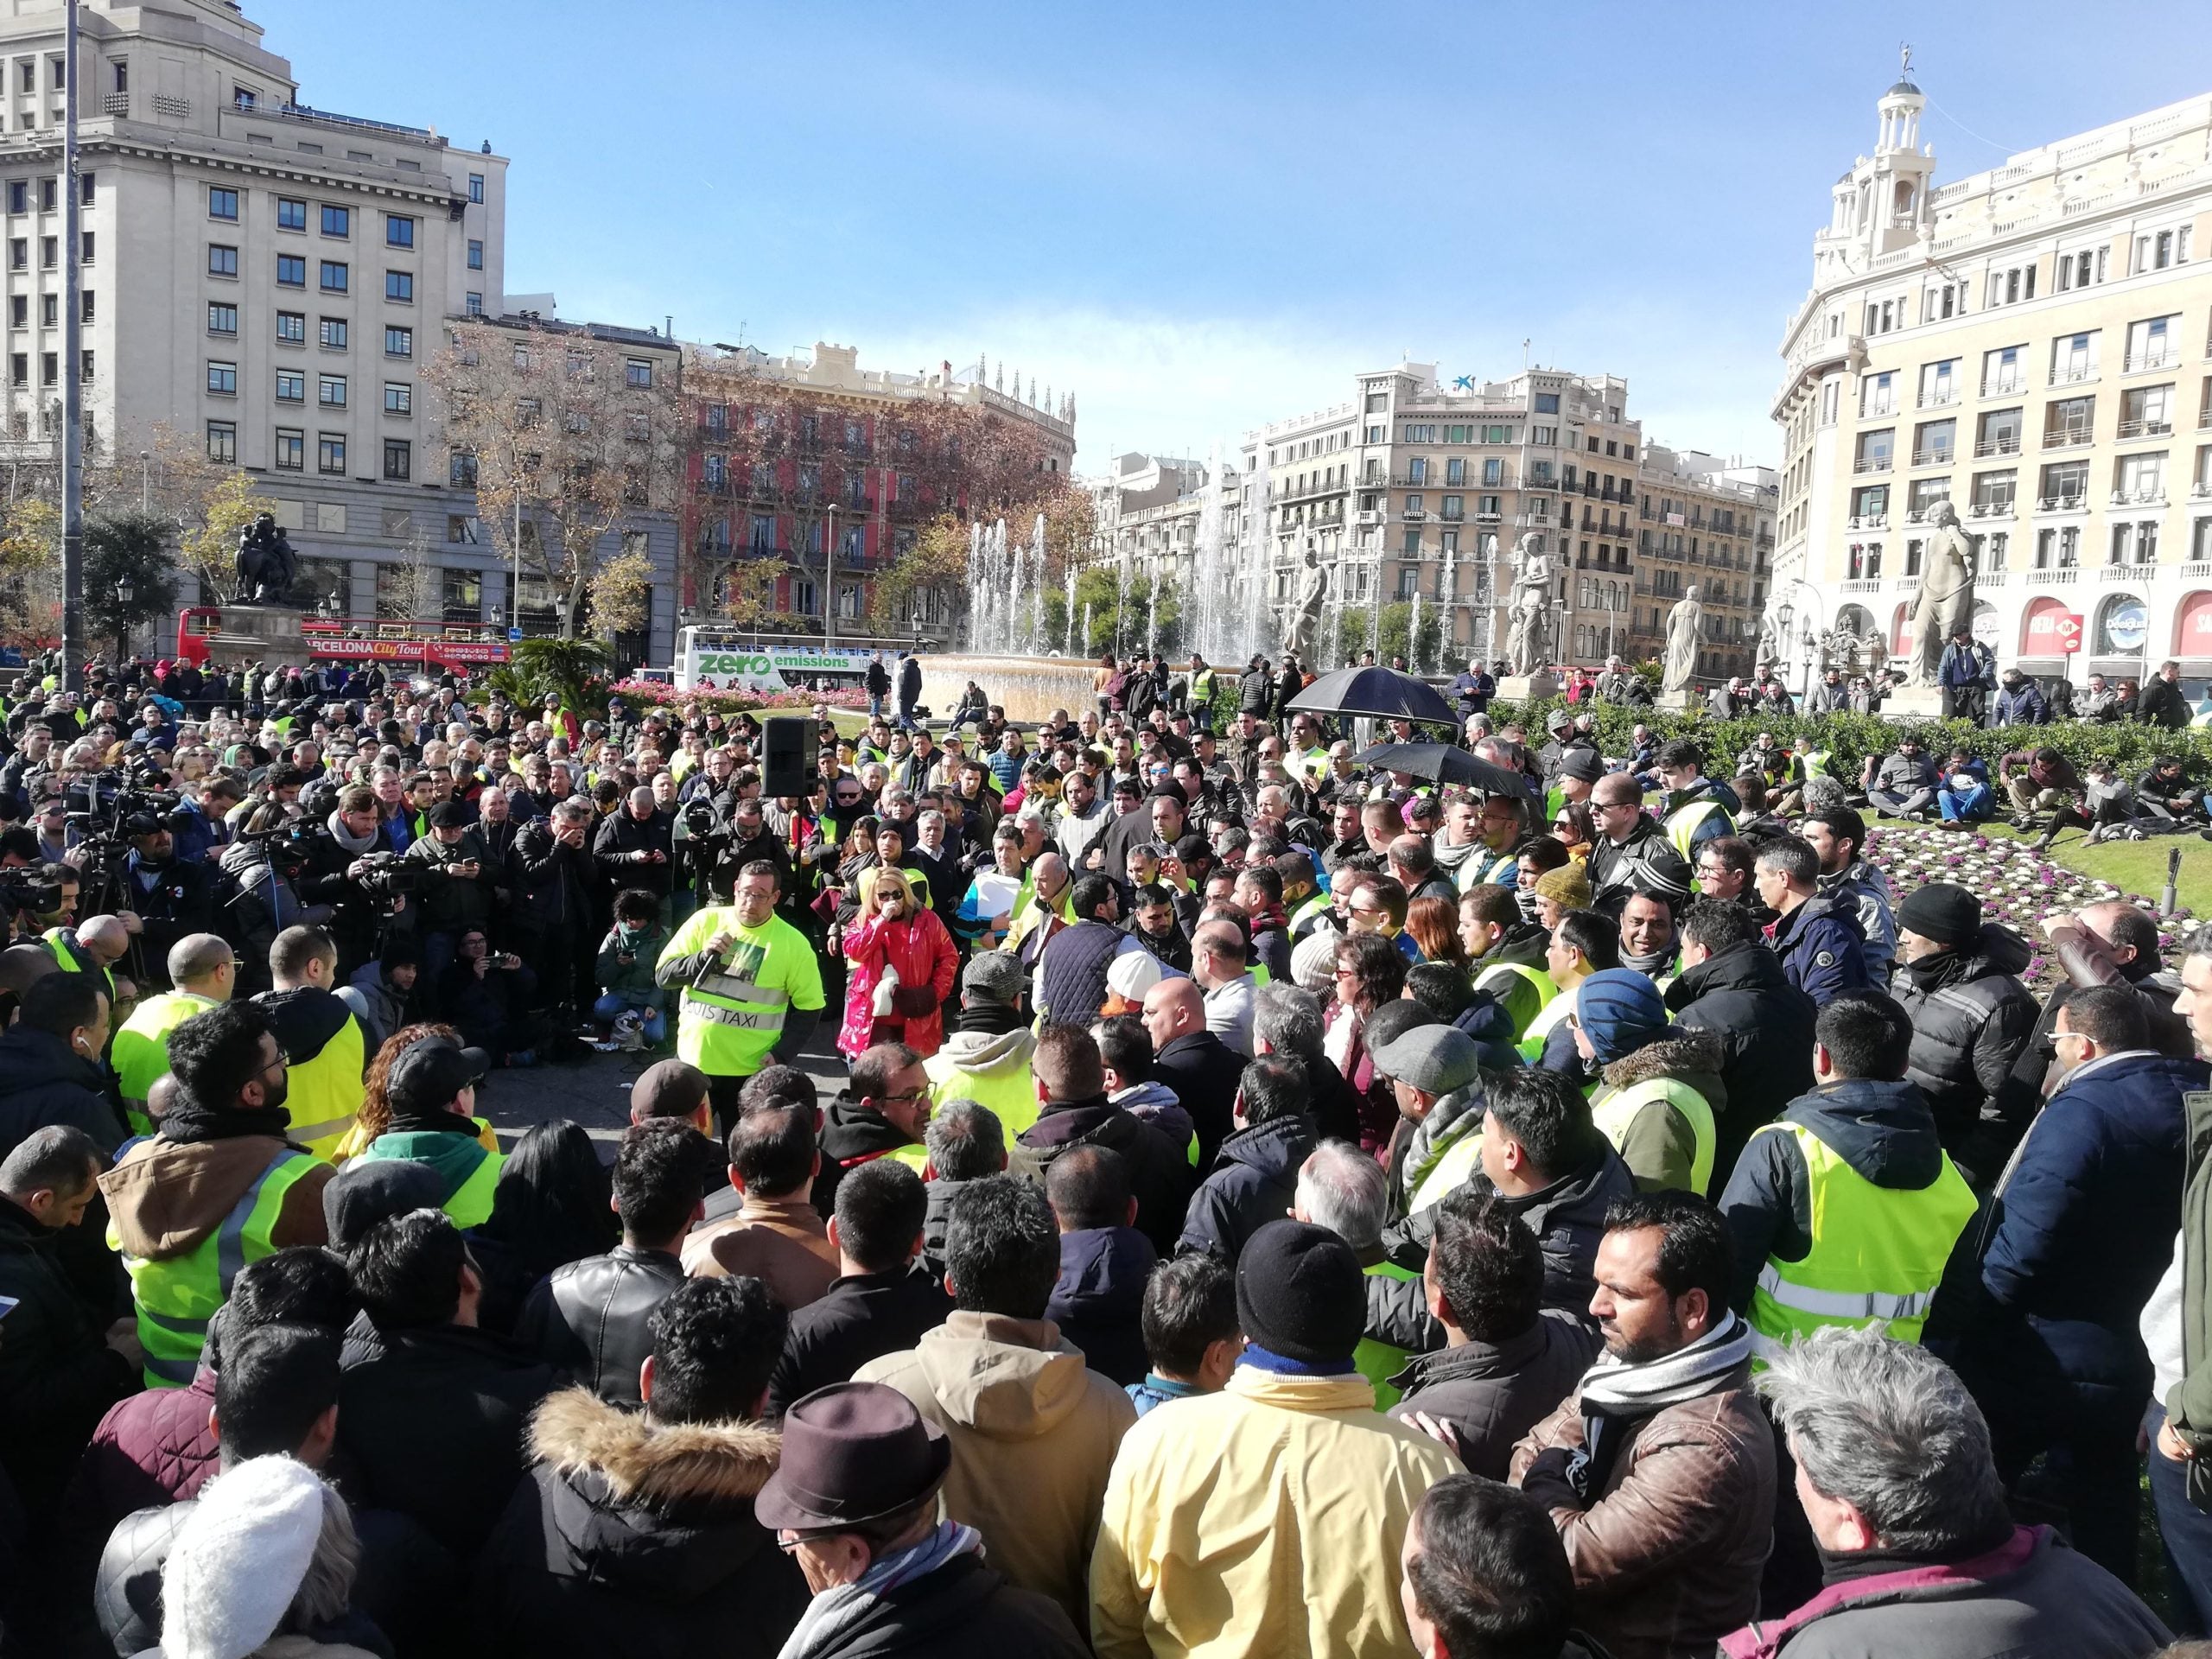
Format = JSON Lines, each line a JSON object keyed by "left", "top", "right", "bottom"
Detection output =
{"left": 754, "top": 1382, "right": 951, "bottom": 1533}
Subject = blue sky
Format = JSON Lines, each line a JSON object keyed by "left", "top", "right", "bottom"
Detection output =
{"left": 260, "top": 1, "right": 2212, "bottom": 473}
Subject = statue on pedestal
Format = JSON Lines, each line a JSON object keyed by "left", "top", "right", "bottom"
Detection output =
{"left": 232, "top": 513, "right": 302, "bottom": 607}
{"left": 1504, "top": 534, "right": 1554, "bottom": 677}
{"left": 1279, "top": 543, "right": 1327, "bottom": 659}
{"left": 1908, "top": 500, "right": 1975, "bottom": 687}
{"left": 1663, "top": 584, "right": 1704, "bottom": 695}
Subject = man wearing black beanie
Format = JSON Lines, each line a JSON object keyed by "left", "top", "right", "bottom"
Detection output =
{"left": 1891, "top": 881, "right": 2036, "bottom": 1175}
{"left": 1092, "top": 1219, "right": 1459, "bottom": 1656}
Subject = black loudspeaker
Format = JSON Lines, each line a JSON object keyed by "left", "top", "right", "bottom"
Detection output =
{"left": 763, "top": 716, "right": 810, "bottom": 798}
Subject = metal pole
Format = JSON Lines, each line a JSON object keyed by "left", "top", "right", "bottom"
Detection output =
{"left": 823, "top": 501, "right": 836, "bottom": 653}
{"left": 138, "top": 449, "right": 148, "bottom": 512}
{"left": 512, "top": 493, "right": 521, "bottom": 636}
{"left": 60, "top": 0, "right": 82, "bottom": 689}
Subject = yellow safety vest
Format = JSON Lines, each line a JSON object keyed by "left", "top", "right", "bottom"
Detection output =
{"left": 659, "top": 906, "right": 826, "bottom": 1079}
{"left": 925, "top": 1043, "right": 1042, "bottom": 1141}
{"left": 1406, "top": 1119, "right": 1484, "bottom": 1217}
{"left": 1472, "top": 960, "right": 1555, "bottom": 1039}
{"left": 1516, "top": 993, "right": 1577, "bottom": 1064}
{"left": 111, "top": 990, "right": 219, "bottom": 1138}
{"left": 281, "top": 1015, "right": 366, "bottom": 1162}
{"left": 42, "top": 927, "right": 116, "bottom": 1001}
{"left": 1589, "top": 1076, "right": 1717, "bottom": 1198}
{"left": 1745, "top": 1121, "right": 1976, "bottom": 1369}
{"left": 112, "top": 1144, "right": 321, "bottom": 1388}
{"left": 1663, "top": 798, "right": 1729, "bottom": 861}
{"left": 1356, "top": 1261, "right": 1422, "bottom": 1410}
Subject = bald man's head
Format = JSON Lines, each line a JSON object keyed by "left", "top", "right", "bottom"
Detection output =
{"left": 1592, "top": 773, "right": 1641, "bottom": 809}
{"left": 167, "top": 933, "right": 236, "bottom": 997}
{"left": 76, "top": 916, "right": 130, "bottom": 964}
{"left": 145, "top": 1073, "right": 179, "bottom": 1122}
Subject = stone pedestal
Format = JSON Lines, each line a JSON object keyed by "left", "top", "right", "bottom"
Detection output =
{"left": 207, "top": 605, "right": 310, "bottom": 667}
{"left": 1881, "top": 684, "right": 1948, "bottom": 723}
{"left": 1656, "top": 688, "right": 1702, "bottom": 714}
{"left": 1497, "top": 672, "right": 1560, "bottom": 702}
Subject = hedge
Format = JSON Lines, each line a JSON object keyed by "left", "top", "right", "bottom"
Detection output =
{"left": 1481, "top": 698, "right": 2212, "bottom": 785}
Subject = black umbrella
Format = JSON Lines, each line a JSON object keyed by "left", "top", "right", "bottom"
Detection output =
{"left": 1355, "top": 742, "right": 1527, "bottom": 798}
{"left": 1286, "top": 664, "right": 1456, "bottom": 725}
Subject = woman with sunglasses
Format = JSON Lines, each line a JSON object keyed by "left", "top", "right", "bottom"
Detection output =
{"left": 838, "top": 865, "right": 957, "bottom": 1061}
{"left": 1324, "top": 930, "right": 1410, "bottom": 1152}
{"left": 1549, "top": 801, "right": 1596, "bottom": 861}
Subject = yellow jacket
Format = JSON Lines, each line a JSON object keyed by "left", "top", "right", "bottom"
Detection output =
{"left": 1090, "top": 1366, "right": 1459, "bottom": 1659}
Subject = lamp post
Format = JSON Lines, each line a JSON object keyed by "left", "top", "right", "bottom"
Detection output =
{"left": 111, "top": 575, "right": 131, "bottom": 660}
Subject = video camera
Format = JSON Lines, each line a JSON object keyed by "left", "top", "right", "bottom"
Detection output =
{"left": 352, "top": 849, "right": 419, "bottom": 903}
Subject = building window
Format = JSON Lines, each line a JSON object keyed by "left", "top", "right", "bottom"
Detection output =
{"left": 276, "top": 253, "right": 305, "bottom": 287}
{"left": 467, "top": 173, "right": 484, "bottom": 204}
{"left": 384, "top": 381, "right": 410, "bottom": 416}
{"left": 449, "top": 450, "right": 478, "bottom": 487}
{"left": 320, "top": 205, "right": 350, "bottom": 238}
{"left": 276, "top": 197, "right": 307, "bottom": 232}
{"left": 385, "top": 213, "right": 414, "bottom": 249}
{"left": 464, "top": 291, "right": 482, "bottom": 315}
{"left": 383, "top": 439, "right": 410, "bottom": 480}
{"left": 205, "top": 420, "right": 236, "bottom": 462}
{"left": 625, "top": 357, "right": 653, "bottom": 388}
{"left": 206, "top": 360, "right": 237, "bottom": 395}
{"left": 275, "top": 368, "right": 303, "bottom": 403}
{"left": 467, "top": 238, "right": 483, "bottom": 271}
{"left": 37, "top": 293, "right": 53, "bottom": 327}
{"left": 385, "top": 326, "right": 412, "bottom": 359}
{"left": 2, "top": 182, "right": 19, "bottom": 217}
{"left": 207, "top": 302, "right": 238, "bottom": 336}
{"left": 318, "top": 374, "right": 346, "bottom": 408}
{"left": 384, "top": 270, "right": 412, "bottom": 303}
{"left": 207, "top": 186, "right": 238, "bottom": 221}
{"left": 317, "top": 434, "right": 346, "bottom": 474}
{"left": 276, "top": 310, "right": 305, "bottom": 343}
{"left": 274, "top": 428, "right": 302, "bottom": 470}
{"left": 319, "top": 261, "right": 347, "bottom": 293}
{"left": 319, "top": 317, "right": 346, "bottom": 349}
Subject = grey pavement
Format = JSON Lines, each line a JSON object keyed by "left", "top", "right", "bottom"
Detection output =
{"left": 474, "top": 1025, "right": 852, "bottom": 1148}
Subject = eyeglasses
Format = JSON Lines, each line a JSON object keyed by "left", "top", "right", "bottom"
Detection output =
{"left": 878, "top": 1087, "right": 928, "bottom": 1106}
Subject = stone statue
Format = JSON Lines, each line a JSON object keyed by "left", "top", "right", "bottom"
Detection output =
{"left": 1663, "top": 584, "right": 1704, "bottom": 694}
{"left": 1908, "top": 499, "right": 1974, "bottom": 687}
{"left": 1756, "top": 604, "right": 1783, "bottom": 670}
{"left": 1504, "top": 534, "right": 1554, "bottom": 677}
{"left": 232, "top": 513, "right": 302, "bottom": 607}
{"left": 1280, "top": 543, "right": 1327, "bottom": 658}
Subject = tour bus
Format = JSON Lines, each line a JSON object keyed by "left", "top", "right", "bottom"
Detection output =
{"left": 673, "top": 627, "right": 911, "bottom": 694}
{"left": 173, "top": 606, "right": 513, "bottom": 674}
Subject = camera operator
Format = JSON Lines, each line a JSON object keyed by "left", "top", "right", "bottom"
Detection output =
{"left": 117, "top": 811, "right": 216, "bottom": 990}
{"left": 170, "top": 776, "right": 242, "bottom": 864}
{"left": 219, "top": 806, "right": 331, "bottom": 997}
{"left": 227, "top": 762, "right": 305, "bottom": 832}
{"left": 508, "top": 798, "right": 594, "bottom": 1027}
{"left": 592, "top": 786, "right": 674, "bottom": 918}
{"left": 404, "top": 801, "right": 495, "bottom": 1009}
{"left": 297, "top": 784, "right": 395, "bottom": 978}
{"left": 439, "top": 928, "right": 539, "bottom": 1066}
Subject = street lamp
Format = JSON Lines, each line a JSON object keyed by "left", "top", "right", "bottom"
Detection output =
{"left": 113, "top": 576, "right": 132, "bottom": 605}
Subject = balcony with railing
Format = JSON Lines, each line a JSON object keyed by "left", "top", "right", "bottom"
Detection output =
{"left": 1973, "top": 435, "right": 2021, "bottom": 458}
{"left": 2050, "top": 363, "right": 2099, "bottom": 386}
{"left": 2124, "top": 347, "right": 2180, "bottom": 374}
{"left": 2042, "top": 426, "right": 2094, "bottom": 450}
{"left": 1840, "top": 578, "right": 1883, "bottom": 594}
{"left": 1982, "top": 376, "right": 2024, "bottom": 397}
{"left": 2110, "top": 486, "right": 2168, "bottom": 508}
{"left": 1967, "top": 497, "right": 2017, "bottom": 520}
{"left": 2025, "top": 567, "right": 2081, "bottom": 586}
{"left": 1852, "top": 454, "right": 1893, "bottom": 474}
{"left": 2101, "top": 561, "right": 2158, "bottom": 582}
{"left": 2115, "top": 417, "right": 2174, "bottom": 441}
{"left": 1910, "top": 447, "right": 1955, "bottom": 468}
{"left": 1846, "top": 512, "right": 1890, "bottom": 531}
{"left": 2034, "top": 493, "right": 2088, "bottom": 513}
{"left": 1918, "top": 387, "right": 1959, "bottom": 409}
{"left": 1862, "top": 400, "right": 1897, "bottom": 420}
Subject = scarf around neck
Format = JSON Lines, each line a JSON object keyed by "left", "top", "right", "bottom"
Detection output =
{"left": 1563, "top": 1310, "right": 1753, "bottom": 1500}
{"left": 777, "top": 1522, "right": 982, "bottom": 1659}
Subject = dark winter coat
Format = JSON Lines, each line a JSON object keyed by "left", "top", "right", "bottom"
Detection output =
{"left": 1046, "top": 1226, "right": 1156, "bottom": 1387}
{"left": 1960, "top": 1051, "right": 2207, "bottom": 1416}
{"left": 0, "top": 1023, "right": 127, "bottom": 1161}
{"left": 1668, "top": 941, "right": 1818, "bottom": 1189}
{"left": 766, "top": 1266, "right": 954, "bottom": 1419}
{"left": 473, "top": 1387, "right": 809, "bottom": 1659}
{"left": 514, "top": 1244, "right": 688, "bottom": 1408}
{"left": 1717, "top": 1077, "right": 1955, "bottom": 1314}
{"left": 1718, "top": 1524, "right": 2169, "bottom": 1659}
{"left": 0, "top": 1198, "right": 137, "bottom": 1515}
{"left": 810, "top": 1097, "right": 925, "bottom": 1222}
{"left": 337, "top": 1322, "right": 559, "bottom": 1560}
{"left": 791, "top": 1550, "right": 1088, "bottom": 1659}
{"left": 1385, "top": 1311, "right": 1600, "bottom": 1480}
{"left": 1893, "top": 925, "right": 2037, "bottom": 1174}
{"left": 1149, "top": 1029, "right": 1247, "bottom": 1168}
{"left": 1008, "top": 1097, "right": 1193, "bottom": 1260}
{"left": 57, "top": 1368, "right": 216, "bottom": 1618}
{"left": 1768, "top": 891, "right": 1871, "bottom": 1007}
{"left": 1175, "top": 1116, "right": 1317, "bottom": 1264}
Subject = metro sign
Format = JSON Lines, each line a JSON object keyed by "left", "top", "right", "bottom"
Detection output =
{"left": 2025, "top": 607, "right": 2084, "bottom": 653}
{"left": 2053, "top": 613, "right": 2083, "bottom": 653}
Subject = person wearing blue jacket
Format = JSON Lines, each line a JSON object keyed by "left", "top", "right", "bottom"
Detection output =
{"left": 1950, "top": 983, "right": 2210, "bottom": 1584}
{"left": 1755, "top": 836, "right": 1869, "bottom": 1007}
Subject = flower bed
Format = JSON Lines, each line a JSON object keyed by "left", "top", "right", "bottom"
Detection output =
{"left": 606, "top": 678, "right": 869, "bottom": 716}
{"left": 1862, "top": 823, "right": 2190, "bottom": 995}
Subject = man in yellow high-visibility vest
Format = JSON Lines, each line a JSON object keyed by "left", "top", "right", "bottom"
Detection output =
{"left": 1715, "top": 989, "right": 1975, "bottom": 1368}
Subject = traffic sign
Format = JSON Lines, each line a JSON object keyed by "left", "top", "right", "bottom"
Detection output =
{"left": 507, "top": 626, "right": 523, "bottom": 643}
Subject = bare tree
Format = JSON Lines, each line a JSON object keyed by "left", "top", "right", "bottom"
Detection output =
{"left": 423, "top": 319, "right": 683, "bottom": 639}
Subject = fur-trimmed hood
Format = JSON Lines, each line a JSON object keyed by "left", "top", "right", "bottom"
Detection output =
{"left": 530, "top": 1385, "right": 780, "bottom": 1510}
{"left": 1600, "top": 1027, "right": 1729, "bottom": 1113}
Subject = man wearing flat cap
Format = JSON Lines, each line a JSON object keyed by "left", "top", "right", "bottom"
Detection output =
{"left": 760, "top": 1381, "right": 1086, "bottom": 1658}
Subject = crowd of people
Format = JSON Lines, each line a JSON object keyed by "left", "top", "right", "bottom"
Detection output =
{"left": 0, "top": 641, "right": 2209, "bottom": 1658}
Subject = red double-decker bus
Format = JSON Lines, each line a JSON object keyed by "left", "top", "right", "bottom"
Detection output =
{"left": 174, "top": 607, "right": 512, "bottom": 674}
